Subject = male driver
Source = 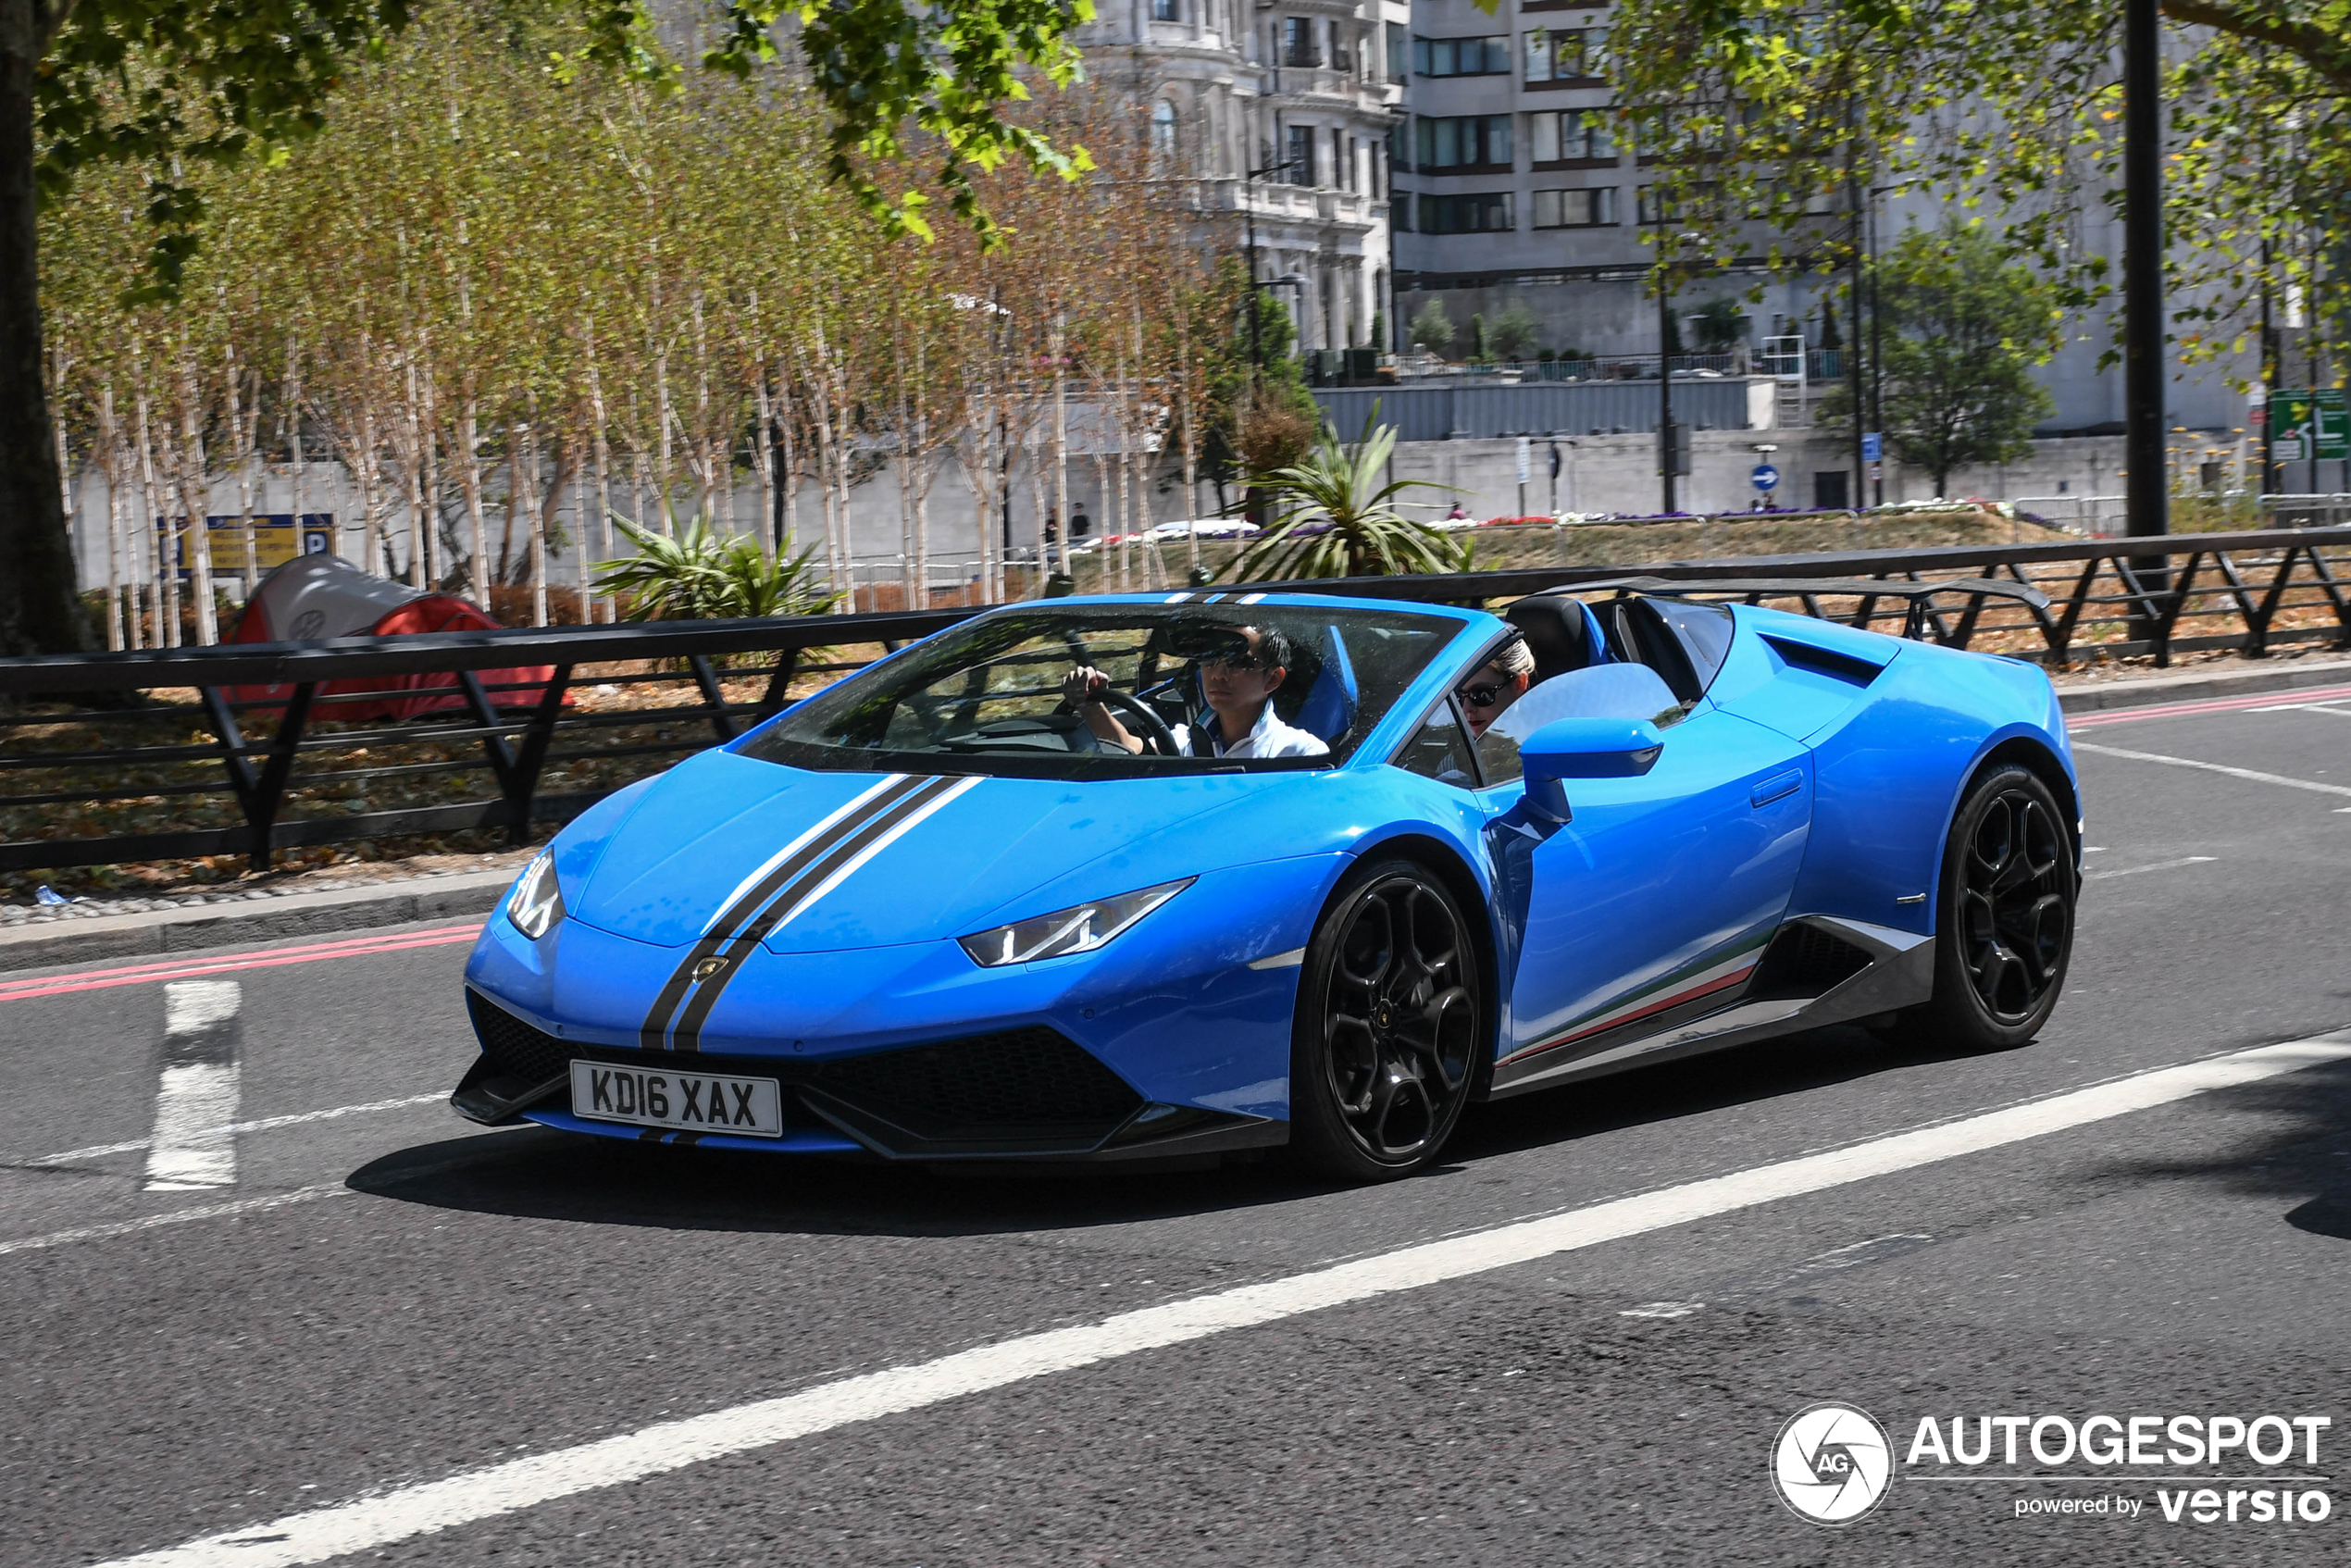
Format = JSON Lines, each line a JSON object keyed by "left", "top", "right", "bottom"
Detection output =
{"left": 1063, "top": 626, "right": 1327, "bottom": 759}
{"left": 1452, "top": 633, "right": 1536, "bottom": 739}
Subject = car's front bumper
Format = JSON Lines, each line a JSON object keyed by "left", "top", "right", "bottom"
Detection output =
{"left": 454, "top": 857, "right": 1340, "bottom": 1160}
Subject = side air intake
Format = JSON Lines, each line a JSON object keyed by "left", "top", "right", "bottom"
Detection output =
{"left": 1752, "top": 922, "right": 1876, "bottom": 1000}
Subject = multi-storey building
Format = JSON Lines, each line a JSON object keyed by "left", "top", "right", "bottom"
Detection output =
{"left": 1075, "top": 0, "right": 1409, "bottom": 353}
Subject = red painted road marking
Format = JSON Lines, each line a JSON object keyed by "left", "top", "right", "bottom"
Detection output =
{"left": 0, "top": 924, "right": 484, "bottom": 1003}
{"left": 2069, "top": 681, "right": 2351, "bottom": 729}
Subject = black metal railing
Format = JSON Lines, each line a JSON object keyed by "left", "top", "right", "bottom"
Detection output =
{"left": 4, "top": 528, "right": 2346, "bottom": 876}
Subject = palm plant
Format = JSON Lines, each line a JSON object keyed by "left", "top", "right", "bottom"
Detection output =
{"left": 591, "top": 517, "right": 839, "bottom": 620}
{"left": 1223, "top": 412, "right": 1467, "bottom": 582}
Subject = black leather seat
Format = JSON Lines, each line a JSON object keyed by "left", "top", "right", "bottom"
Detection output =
{"left": 1502, "top": 595, "right": 1597, "bottom": 682}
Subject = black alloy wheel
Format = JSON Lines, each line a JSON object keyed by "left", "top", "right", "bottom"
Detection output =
{"left": 1289, "top": 858, "right": 1484, "bottom": 1179}
{"left": 1900, "top": 765, "right": 2076, "bottom": 1052}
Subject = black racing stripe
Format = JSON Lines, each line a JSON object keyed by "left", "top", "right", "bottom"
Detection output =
{"left": 636, "top": 775, "right": 927, "bottom": 1050}
{"left": 668, "top": 775, "right": 961, "bottom": 1052}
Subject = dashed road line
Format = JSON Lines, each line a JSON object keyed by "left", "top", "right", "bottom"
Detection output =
{"left": 81, "top": 1029, "right": 2351, "bottom": 1568}
{"left": 0, "top": 1183, "right": 355, "bottom": 1259}
{"left": 23, "top": 1092, "right": 446, "bottom": 1169}
{"left": 2071, "top": 740, "right": 2351, "bottom": 800}
{"left": 144, "top": 982, "right": 242, "bottom": 1191}
{"left": 2085, "top": 854, "right": 2218, "bottom": 881}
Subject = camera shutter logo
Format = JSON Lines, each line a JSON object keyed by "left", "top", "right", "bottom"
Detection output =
{"left": 1773, "top": 1402, "right": 1894, "bottom": 1524}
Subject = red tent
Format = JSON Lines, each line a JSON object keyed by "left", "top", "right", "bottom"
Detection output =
{"left": 224, "top": 554, "right": 562, "bottom": 723}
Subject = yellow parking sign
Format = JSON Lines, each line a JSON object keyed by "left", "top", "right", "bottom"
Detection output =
{"left": 157, "top": 514, "right": 335, "bottom": 579}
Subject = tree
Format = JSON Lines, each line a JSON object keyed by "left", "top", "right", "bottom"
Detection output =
{"left": 1611, "top": 0, "right": 2351, "bottom": 378}
{"left": 4, "top": 0, "right": 1092, "bottom": 656}
{"left": 1691, "top": 296, "right": 1746, "bottom": 353}
{"left": 1488, "top": 298, "right": 1541, "bottom": 362}
{"left": 1820, "top": 220, "right": 2061, "bottom": 498}
{"left": 1224, "top": 412, "right": 1466, "bottom": 582}
{"left": 1407, "top": 297, "right": 1455, "bottom": 357}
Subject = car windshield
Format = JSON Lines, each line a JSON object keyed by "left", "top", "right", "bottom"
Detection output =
{"left": 739, "top": 602, "right": 1462, "bottom": 778}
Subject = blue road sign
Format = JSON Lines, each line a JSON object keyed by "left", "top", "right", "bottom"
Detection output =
{"left": 1861, "top": 431, "right": 1883, "bottom": 463}
{"left": 1751, "top": 464, "right": 1780, "bottom": 492}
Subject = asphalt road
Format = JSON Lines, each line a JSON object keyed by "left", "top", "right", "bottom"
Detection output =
{"left": 5, "top": 690, "right": 2351, "bottom": 1567}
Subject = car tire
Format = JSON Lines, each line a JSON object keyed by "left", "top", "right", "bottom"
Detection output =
{"left": 1891, "top": 764, "right": 2076, "bottom": 1052}
{"left": 1287, "top": 856, "right": 1485, "bottom": 1181}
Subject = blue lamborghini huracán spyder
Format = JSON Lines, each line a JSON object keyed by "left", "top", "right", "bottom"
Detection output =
{"left": 455, "top": 584, "right": 2080, "bottom": 1179}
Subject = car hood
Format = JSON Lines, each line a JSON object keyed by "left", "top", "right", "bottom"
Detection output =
{"left": 566, "top": 749, "right": 1303, "bottom": 952}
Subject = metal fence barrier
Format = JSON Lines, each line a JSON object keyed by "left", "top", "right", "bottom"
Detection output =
{"left": 4, "top": 527, "right": 2346, "bottom": 876}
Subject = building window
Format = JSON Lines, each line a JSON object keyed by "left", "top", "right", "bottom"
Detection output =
{"left": 1530, "top": 109, "right": 1617, "bottom": 163}
{"left": 1524, "top": 27, "right": 1607, "bottom": 82}
{"left": 1286, "top": 122, "right": 1316, "bottom": 185}
{"left": 1151, "top": 101, "right": 1179, "bottom": 166}
{"left": 1531, "top": 186, "right": 1618, "bottom": 227}
{"left": 1412, "top": 34, "right": 1511, "bottom": 77}
{"left": 1151, "top": 0, "right": 1179, "bottom": 19}
{"left": 1412, "top": 114, "right": 1511, "bottom": 170}
{"left": 1387, "top": 119, "right": 1412, "bottom": 173}
{"left": 1281, "top": 17, "right": 1318, "bottom": 67}
{"left": 1387, "top": 21, "right": 1409, "bottom": 81}
{"left": 1418, "top": 192, "right": 1514, "bottom": 233}
{"left": 1393, "top": 189, "right": 1414, "bottom": 230}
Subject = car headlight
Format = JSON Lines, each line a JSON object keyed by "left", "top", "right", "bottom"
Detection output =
{"left": 959, "top": 877, "right": 1193, "bottom": 967}
{"left": 506, "top": 851, "right": 566, "bottom": 940}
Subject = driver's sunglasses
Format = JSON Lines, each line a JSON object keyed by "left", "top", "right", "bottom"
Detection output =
{"left": 1200, "top": 653, "right": 1269, "bottom": 673}
{"left": 1453, "top": 682, "right": 1505, "bottom": 709}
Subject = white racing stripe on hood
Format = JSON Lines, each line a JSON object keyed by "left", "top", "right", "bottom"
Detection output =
{"left": 702, "top": 774, "right": 909, "bottom": 938}
{"left": 763, "top": 775, "right": 988, "bottom": 940}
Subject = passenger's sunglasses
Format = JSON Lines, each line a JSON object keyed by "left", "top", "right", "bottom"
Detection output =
{"left": 1453, "top": 682, "right": 1505, "bottom": 709}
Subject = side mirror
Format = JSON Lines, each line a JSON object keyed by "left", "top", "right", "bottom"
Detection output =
{"left": 1518, "top": 717, "right": 1664, "bottom": 820}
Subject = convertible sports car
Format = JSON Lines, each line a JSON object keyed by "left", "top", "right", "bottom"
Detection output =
{"left": 454, "top": 583, "right": 2080, "bottom": 1179}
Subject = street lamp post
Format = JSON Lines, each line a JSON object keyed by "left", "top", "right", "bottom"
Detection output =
{"left": 1243, "top": 156, "right": 1300, "bottom": 376}
{"left": 2123, "top": 0, "right": 2168, "bottom": 542}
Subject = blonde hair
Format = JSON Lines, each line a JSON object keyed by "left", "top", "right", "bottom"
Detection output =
{"left": 1488, "top": 636, "right": 1536, "bottom": 678}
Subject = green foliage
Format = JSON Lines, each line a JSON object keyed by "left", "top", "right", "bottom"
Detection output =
{"left": 591, "top": 517, "right": 839, "bottom": 620}
{"left": 1367, "top": 309, "right": 1386, "bottom": 353}
{"left": 1611, "top": 0, "right": 2351, "bottom": 368}
{"left": 1407, "top": 297, "right": 1455, "bottom": 355}
{"left": 1818, "top": 220, "right": 2062, "bottom": 496}
{"left": 1196, "top": 255, "right": 1316, "bottom": 479}
{"left": 1691, "top": 296, "right": 1746, "bottom": 353}
{"left": 1489, "top": 299, "right": 1541, "bottom": 361}
{"left": 1468, "top": 312, "right": 1488, "bottom": 362}
{"left": 1223, "top": 413, "right": 1468, "bottom": 582}
{"left": 32, "top": 0, "right": 1093, "bottom": 297}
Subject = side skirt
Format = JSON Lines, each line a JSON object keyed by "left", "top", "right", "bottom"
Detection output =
{"left": 1485, "top": 915, "right": 1935, "bottom": 1101}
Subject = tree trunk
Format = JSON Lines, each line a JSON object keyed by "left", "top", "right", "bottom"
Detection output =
{"left": 0, "top": 0, "right": 88, "bottom": 654}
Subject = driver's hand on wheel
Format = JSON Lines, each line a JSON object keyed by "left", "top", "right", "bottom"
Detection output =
{"left": 1062, "top": 666, "right": 1111, "bottom": 707}
{"left": 1061, "top": 666, "right": 1145, "bottom": 754}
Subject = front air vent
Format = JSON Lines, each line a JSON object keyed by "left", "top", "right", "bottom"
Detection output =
{"left": 807, "top": 1027, "right": 1144, "bottom": 1148}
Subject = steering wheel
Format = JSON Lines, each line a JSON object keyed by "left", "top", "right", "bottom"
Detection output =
{"left": 1094, "top": 687, "right": 1183, "bottom": 757}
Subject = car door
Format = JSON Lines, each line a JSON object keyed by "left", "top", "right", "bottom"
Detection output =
{"left": 1474, "top": 602, "right": 1812, "bottom": 1089}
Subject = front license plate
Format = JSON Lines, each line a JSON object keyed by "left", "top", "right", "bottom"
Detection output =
{"left": 569, "top": 1061, "right": 784, "bottom": 1139}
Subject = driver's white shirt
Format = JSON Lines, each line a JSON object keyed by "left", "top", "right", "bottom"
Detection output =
{"left": 1172, "top": 704, "right": 1328, "bottom": 759}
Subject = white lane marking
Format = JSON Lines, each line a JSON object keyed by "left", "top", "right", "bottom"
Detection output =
{"left": 2246, "top": 700, "right": 2351, "bottom": 716}
{"left": 145, "top": 982, "right": 242, "bottom": 1191}
{"left": 24, "top": 1093, "right": 446, "bottom": 1169}
{"left": 0, "top": 1183, "right": 354, "bottom": 1259}
{"left": 2072, "top": 740, "right": 2351, "bottom": 800}
{"left": 1619, "top": 1301, "right": 1704, "bottom": 1319}
{"left": 89, "top": 1030, "right": 2351, "bottom": 1568}
{"left": 2086, "top": 854, "right": 2218, "bottom": 882}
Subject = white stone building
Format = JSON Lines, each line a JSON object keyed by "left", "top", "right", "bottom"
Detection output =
{"left": 1074, "top": 0, "right": 1409, "bottom": 352}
